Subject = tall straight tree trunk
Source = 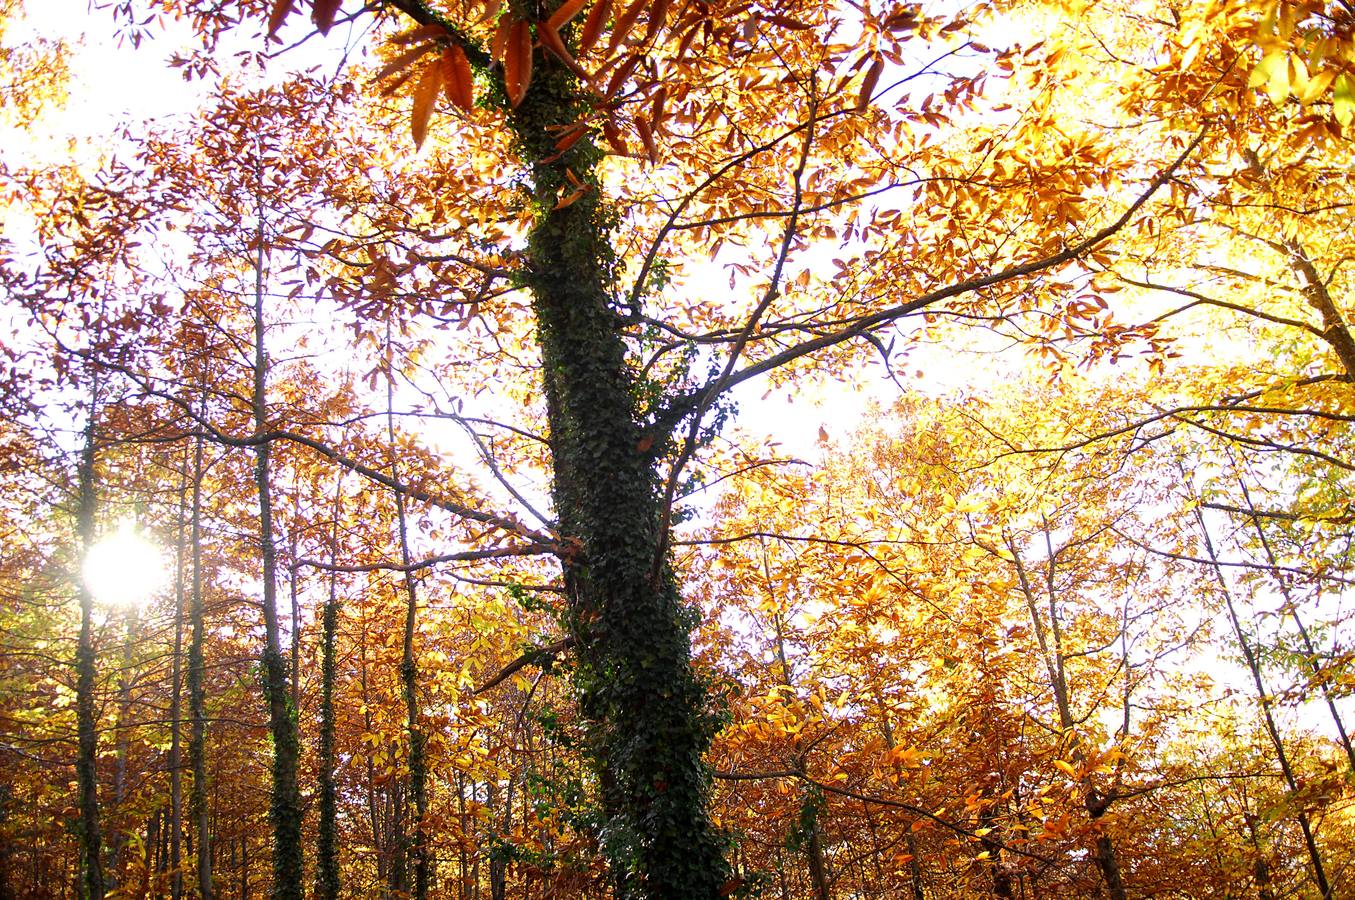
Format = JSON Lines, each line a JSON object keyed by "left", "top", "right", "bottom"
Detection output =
{"left": 508, "top": 59, "right": 729, "bottom": 897}
{"left": 251, "top": 200, "right": 304, "bottom": 900}
{"left": 188, "top": 420, "right": 213, "bottom": 900}
{"left": 1007, "top": 533, "right": 1127, "bottom": 900}
{"left": 75, "top": 375, "right": 106, "bottom": 900}
{"left": 169, "top": 453, "right": 190, "bottom": 900}
{"left": 761, "top": 546, "right": 830, "bottom": 900}
{"left": 315, "top": 473, "right": 344, "bottom": 900}
{"left": 1194, "top": 506, "right": 1332, "bottom": 898}
{"left": 386, "top": 325, "right": 429, "bottom": 900}
{"left": 1236, "top": 477, "right": 1355, "bottom": 776}
{"left": 108, "top": 609, "right": 142, "bottom": 889}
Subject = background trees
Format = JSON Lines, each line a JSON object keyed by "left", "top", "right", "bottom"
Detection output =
{"left": 1, "top": 0, "right": 1354, "bottom": 897}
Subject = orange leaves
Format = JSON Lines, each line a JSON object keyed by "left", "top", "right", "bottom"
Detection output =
{"left": 441, "top": 45, "right": 476, "bottom": 112}
{"left": 503, "top": 20, "right": 533, "bottom": 107}
{"left": 607, "top": 0, "right": 649, "bottom": 56}
{"left": 578, "top": 0, "right": 611, "bottom": 55}
{"left": 546, "top": 0, "right": 590, "bottom": 32}
{"left": 411, "top": 60, "right": 442, "bottom": 148}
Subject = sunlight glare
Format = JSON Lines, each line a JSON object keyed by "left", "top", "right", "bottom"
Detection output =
{"left": 83, "top": 519, "right": 168, "bottom": 608}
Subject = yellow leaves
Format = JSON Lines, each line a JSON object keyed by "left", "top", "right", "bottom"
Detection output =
{"left": 1052, "top": 758, "right": 1079, "bottom": 779}
{"left": 887, "top": 745, "right": 925, "bottom": 768}
{"left": 1336, "top": 74, "right": 1355, "bottom": 127}
{"left": 503, "top": 20, "right": 533, "bottom": 107}
{"left": 1249, "top": 50, "right": 1290, "bottom": 106}
{"left": 410, "top": 61, "right": 442, "bottom": 148}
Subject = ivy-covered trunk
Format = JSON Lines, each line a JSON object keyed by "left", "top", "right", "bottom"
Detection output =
{"left": 314, "top": 473, "right": 343, "bottom": 900}
{"left": 508, "top": 54, "right": 728, "bottom": 900}
{"left": 252, "top": 212, "right": 304, "bottom": 900}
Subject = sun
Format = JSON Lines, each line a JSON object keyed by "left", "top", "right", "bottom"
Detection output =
{"left": 82, "top": 519, "right": 169, "bottom": 608}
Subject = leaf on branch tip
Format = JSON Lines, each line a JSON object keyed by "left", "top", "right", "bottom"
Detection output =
{"left": 547, "top": 0, "right": 589, "bottom": 32}
{"left": 504, "top": 20, "right": 533, "bottom": 106}
{"left": 858, "top": 57, "right": 884, "bottom": 111}
{"left": 312, "top": 0, "right": 342, "bottom": 34}
{"left": 267, "top": 0, "right": 295, "bottom": 36}
{"left": 411, "top": 61, "right": 443, "bottom": 148}
{"left": 441, "top": 45, "right": 475, "bottom": 112}
{"left": 578, "top": 0, "right": 610, "bottom": 54}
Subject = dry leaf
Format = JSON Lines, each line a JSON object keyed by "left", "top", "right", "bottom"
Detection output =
{"left": 546, "top": 0, "right": 590, "bottom": 32}
{"left": 578, "top": 0, "right": 610, "bottom": 54}
{"left": 858, "top": 57, "right": 883, "bottom": 111}
{"left": 607, "top": 0, "right": 648, "bottom": 55}
{"left": 411, "top": 61, "right": 443, "bottom": 148}
{"left": 267, "top": 0, "right": 294, "bottom": 36}
{"left": 504, "top": 20, "right": 533, "bottom": 106}
{"left": 312, "top": 0, "right": 342, "bottom": 34}
{"left": 441, "top": 45, "right": 475, "bottom": 112}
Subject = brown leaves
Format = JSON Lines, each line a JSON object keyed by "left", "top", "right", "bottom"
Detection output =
{"left": 578, "top": 0, "right": 611, "bottom": 55}
{"left": 503, "top": 20, "right": 533, "bottom": 107}
{"left": 441, "top": 45, "right": 476, "bottom": 112}
{"left": 858, "top": 56, "right": 884, "bottom": 111}
{"left": 411, "top": 61, "right": 442, "bottom": 148}
{"left": 546, "top": 0, "right": 590, "bottom": 32}
{"left": 312, "top": 0, "right": 342, "bottom": 34}
{"left": 267, "top": 0, "right": 294, "bottom": 36}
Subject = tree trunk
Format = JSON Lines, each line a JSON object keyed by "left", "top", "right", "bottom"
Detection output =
{"left": 1237, "top": 477, "right": 1355, "bottom": 776}
{"left": 314, "top": 472, "right": 344, "bottom": 900}
{"left": 188, "top": 422, "right": 213, "bottom": 900}
{"left": 75, "top": 377, "right": 106, "bottom": 900}
{"left": 252, "top": 203, "right": 304, "bottom": 900}
{"left": 506, "top": 41, "right": 728, "bottom": 900}
{"left": 1194, "top": 506, "right": 1332, "bottom": 898}
{"left": 387, "top": 325, "right": 430, "bottom": 900}
{"left": 1008, "top": 534, "right": 1128, "bottom": 900}
{"left": 169, "top": 455, "right": 190, "bottom": 900}
{"left": 108, "top": 608, "right": 142, "bottom": 888}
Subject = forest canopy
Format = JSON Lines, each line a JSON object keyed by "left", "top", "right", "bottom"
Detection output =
{"left": 1, "top": 0, "right": 1354, "bottom": 898}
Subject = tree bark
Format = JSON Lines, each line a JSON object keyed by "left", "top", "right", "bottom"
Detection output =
{"left": 169, "top": 455, "right": 189, "bottom": 900}
{"left": 252, "top": 200, "right": 304, "bottom": 900}
{"left": 75, "top": 378, "right": 107, "bottom": 900}
{"left": 505, "top": 38, "right": 729, "bottom": 900}
{"left": 188, "top": 421, "right": 213, "bottom": 900}
{"left": 315, "top": 473, "right": 344, "bottom": 900}
{"left": 386, "top": 325, "right": 430, "bottom": 900}
{"left": 1194, "top": 506, "right": 1332, "bottom": 898}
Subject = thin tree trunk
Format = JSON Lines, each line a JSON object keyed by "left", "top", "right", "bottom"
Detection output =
{"left": 1194, "top": 506, "right": 1332, "bottom": 898}
{"left": 386, "top": 322, "right": 429, "bottom": 900}
{"left": 1237, "top": 477, "right": 1355, "bottom": 775}
{"left": 251, "top": 190, "right": 304, "bottom": 900}
{"left": 108, "top": 608, "right": 142, "bottom": 888}
{"left": 75, "top": 374, "right": 106, "bottom": 900}
{"left": 315, "top": 473, "right": 344, "bottom": 900}
{"left": 188, "top": 420, "right": 213, "bottom": 900}
{"left": 1007, "top": 530, "right": 1128, "bottom": 900}
{"left": 169, "top": 453, "right": 190, "bottom": 900}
